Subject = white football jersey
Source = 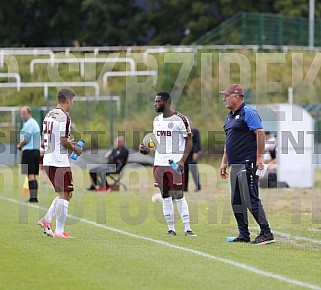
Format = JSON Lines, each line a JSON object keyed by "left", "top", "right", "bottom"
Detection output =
{"left": 153, "top": 112, "right": 191, "bottom": 166}
{"left": 43, "top": 108, "right": 71, "bottom": 167}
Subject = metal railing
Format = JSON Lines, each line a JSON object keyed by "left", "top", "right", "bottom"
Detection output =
{"left": 30, "top": 57, "right": 137, "bottom": 76}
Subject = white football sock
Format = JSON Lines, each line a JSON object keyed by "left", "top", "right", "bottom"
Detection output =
{"left": 55, "top": 199, "right": 69, "bottom": 234}
{"left": 176, "top": 197, "right": 191, "bottom": 232}
{"left": 45, "top": 196, "right": 59, "bottom": 222}
{"left": 163, "top": 197, "right": 175, "bottom": 232}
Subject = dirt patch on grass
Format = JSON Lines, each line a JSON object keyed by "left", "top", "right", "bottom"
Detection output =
{"left": 278, "top": 236, "right": 321, "bottom": 251}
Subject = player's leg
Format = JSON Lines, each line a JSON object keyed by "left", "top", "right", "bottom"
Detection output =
{"left": 53, "top": 167, "right": 74, "bottom": 238}
{"left": 154, "top": 166, "right": 176, "bottom": 235}
{"left": 169, "top": 169, "right": 197, "bottom": 236}
{"left": 54, "top": 191, "right": 73, "bottom": 238}
{"left": 38, "top": 166, "right": 55, "bottom": 236}
{"left": 44, "top": 196, "right": 59, "bottom": 223}
{"left": 39, "top": 200, "right": 55, "bottom": 236}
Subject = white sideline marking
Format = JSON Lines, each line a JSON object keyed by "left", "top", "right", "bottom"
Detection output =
{"left": 307, "top": 228, "right": 321, "bottom": 233}
{"left": 1, "top": 195, "right": 321, "bottom": 290}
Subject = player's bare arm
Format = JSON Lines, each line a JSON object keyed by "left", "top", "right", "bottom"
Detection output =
{"left": 61, "top": 137, "right": 82, "bottom": 155}
{"left": 177, "top": 135, "right": 192, "bottom": 170}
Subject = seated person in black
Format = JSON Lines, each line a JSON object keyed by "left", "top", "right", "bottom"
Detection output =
{"left": 87, "top": 136, "right": 129, "bottom": 191}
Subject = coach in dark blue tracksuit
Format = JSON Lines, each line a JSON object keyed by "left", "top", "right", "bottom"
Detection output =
{"left": 219, "top": 84, "right": 275, "bottom": 245}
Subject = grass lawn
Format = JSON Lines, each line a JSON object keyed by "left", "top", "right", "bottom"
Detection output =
{"left": 0, "top": 165, "right": 321, "bottom": 290}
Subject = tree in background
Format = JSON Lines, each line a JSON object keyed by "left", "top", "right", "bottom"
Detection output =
{"left": 0, "top": 0, "right": 319, "bottom": 47}
{"left": 146, "top": 0, "right": 220, "bottom": 45}
{"left": 21, "top": 0, "right": 83, "bottom": 46}
{"left": 218, "top": 0, "right": 275, "bottom": 16}
{"left": 0, "top": 0, "right": 24, "bottom": 46}
{"left": 273, "top": 0, "right": 321, "bottom": 18}
{"left": 80, "top": 0, "right": 149, "bottom": 46}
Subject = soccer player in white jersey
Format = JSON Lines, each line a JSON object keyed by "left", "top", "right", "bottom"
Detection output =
{"left": 139, "top": 91, "right": 197, "bottom": 237}
{"left": 38, "top": 89, "right": 82, "bottom": 238}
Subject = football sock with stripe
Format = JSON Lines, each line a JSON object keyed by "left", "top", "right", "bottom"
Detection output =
{"left": 176, "top": 197, "right": 191, "bottom": 232}
{"left": 163, "top": 197, "right": 175, "bottom": 232}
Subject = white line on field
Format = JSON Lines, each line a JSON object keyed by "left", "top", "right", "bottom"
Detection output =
{"left": 307, "top": 228, "right": 321, "bottom": 232}
{"left": 1, "top": 195, "right": 320, "bottom": 290}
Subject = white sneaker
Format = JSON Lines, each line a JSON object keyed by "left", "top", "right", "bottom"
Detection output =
{"left": 53, "top": 232, "right": 74, "bottom": 239}
{"left": 38, "top": 217, "right": 53, "bottom": 237}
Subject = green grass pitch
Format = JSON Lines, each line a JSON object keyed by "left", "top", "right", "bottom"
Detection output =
{"left": 0, "top": 165, "right": 321, "bottom": 290}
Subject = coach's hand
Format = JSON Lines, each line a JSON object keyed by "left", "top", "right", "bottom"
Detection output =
{"left": 220, "top": 163, "right": 229, "bottom": 179}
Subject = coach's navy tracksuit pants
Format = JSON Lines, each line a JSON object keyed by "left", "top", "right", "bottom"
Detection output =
{"left": 230, "top": 163, "right": 272, "bottom": 240}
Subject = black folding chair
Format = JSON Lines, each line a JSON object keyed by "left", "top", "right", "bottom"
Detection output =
{"left": 106, "top": 157, "right": 128, "bottom": 191}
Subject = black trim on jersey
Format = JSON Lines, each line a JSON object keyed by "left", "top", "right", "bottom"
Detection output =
{"left": 57, "top": 108, "right": 71, "bottom": 138}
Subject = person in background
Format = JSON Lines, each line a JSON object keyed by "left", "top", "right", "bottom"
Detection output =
{"left": 263, "top": 131, "right": 276, "bottom": 163}
{"left": 17, "top": 106, "right": 41, "bottom": 203}
{"left": 87, "top": 136, "right": 129, "bottom": 192}
{"left": 263, "top": 131, "right": 278, "bottom": 188}
{"left": 184, "top": 123, "right": 201, "bottom": 192}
